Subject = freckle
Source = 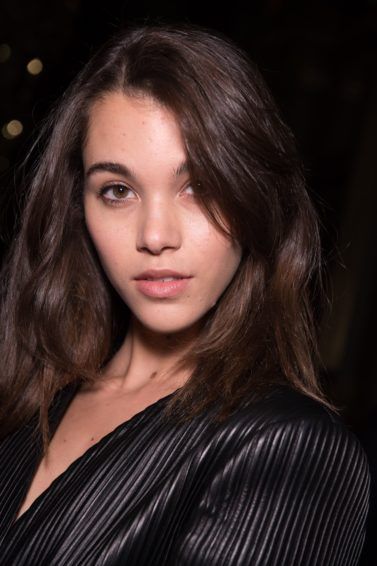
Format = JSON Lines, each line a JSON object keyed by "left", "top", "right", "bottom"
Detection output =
{"left": 90, "top": 437, "right": 95, "bottom": 442}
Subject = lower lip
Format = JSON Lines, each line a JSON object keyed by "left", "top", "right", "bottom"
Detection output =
{"left": 135, "top": 277, "right": 192, "bottom": 298}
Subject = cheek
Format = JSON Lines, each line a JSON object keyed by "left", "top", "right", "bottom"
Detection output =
{"left": 84, "top": 208, "right": 127, "bottom": 273}
{"left": 193, "top": 225, "right": 242, "bottom": 295}
{"left": 191, "top": 211, "right": 241, "bottom": 263}
{"left": 211, "top": 242, "right": 241, "bottom": 283}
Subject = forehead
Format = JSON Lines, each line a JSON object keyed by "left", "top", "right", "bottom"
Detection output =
{"left": 82, "top": 91, "right": 189, "bottom": 182}
{"left": 84, "top": 91, "right": 180, "bottom": 144}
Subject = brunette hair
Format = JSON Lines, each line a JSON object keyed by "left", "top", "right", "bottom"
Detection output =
{"left": 0, "top": 22, "right": 331, "bottom": 450}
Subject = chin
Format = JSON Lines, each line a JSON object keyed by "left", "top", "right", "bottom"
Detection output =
{"left": 134, "top": 310, "right": 206, "bottom": 336}
{"left": 140, "top": 320, "right": 196, "bottom": 336}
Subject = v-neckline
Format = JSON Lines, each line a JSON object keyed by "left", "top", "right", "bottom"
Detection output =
{"left": 10, "top": 382, "right": 182, "bottom": 532}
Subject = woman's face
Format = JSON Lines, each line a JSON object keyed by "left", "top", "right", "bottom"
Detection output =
{"left": 83, "top": 91, "right": 242, "bottom": 335}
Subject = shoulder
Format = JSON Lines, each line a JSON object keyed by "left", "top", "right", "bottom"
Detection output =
{"left": 238, "top": 383, "right": 342, "bottom": 428}
{"left": 215, "top": 385, "right": 370, "bottom": 485}
{"left": 173, "top": 386, "right": 370, "bottom": 566}
{"left": 228, "top": 383, "right": 355, "bottom": 436}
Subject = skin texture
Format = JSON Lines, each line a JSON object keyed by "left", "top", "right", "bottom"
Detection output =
{"left": 82, "top": 91, "right": 242, "bottom": 392}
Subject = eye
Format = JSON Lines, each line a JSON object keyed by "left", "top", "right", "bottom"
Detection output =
{"left": 182, "top": 181, "right": 200, "bottom": 197}
{"left": 184, "top": 184, "right": 194, "bottom": 195}
{"left": 99, "top": 184, "right": 135, "bottom": 206}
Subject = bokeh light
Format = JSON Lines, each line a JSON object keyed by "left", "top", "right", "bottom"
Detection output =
{"left": 26, "top": 58, "right": 43, "bottom": 75}
{"left": 1, "top": 120, "right": 24, "bottom": 140}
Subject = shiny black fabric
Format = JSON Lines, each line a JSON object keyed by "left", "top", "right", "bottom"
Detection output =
{"left": 0, "top": 383, "right": 370, "bottom": 565}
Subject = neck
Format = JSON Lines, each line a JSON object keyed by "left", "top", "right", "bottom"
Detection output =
{"left": 97, "top": 316, "right": 202, "bottom": 393}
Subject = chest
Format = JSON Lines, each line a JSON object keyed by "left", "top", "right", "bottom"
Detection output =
{"left": 14, "top": 386, "right": 178, "bottom": 522}
{"left": 0, "top": 384, "right": 227, "bottom": 566}
{"left": 0, "top": 394, "right": 217, "bottom": 565}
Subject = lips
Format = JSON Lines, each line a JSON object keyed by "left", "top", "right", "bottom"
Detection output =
{"left": 134, "top": 276, "right": 192, "bottom": 298}
{"left": 134, "top": 269, "right": 192, "bottom": 280}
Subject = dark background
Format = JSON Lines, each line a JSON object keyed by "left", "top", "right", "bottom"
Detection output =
{"left": 0, "top": 1, "right": 376, "bottom": 562}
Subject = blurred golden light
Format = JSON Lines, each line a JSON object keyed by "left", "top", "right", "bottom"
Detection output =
{"left": 2, "top": 120, "right": 23, "bottom": 139}
{"left": 0, "top": 44, "right": 11, "bottom": 63}
{"left": 26, "top": 58, "right": 43, "bottom": 75}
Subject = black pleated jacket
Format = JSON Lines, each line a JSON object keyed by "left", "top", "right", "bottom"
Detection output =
{"left": 0, "top": 382, "right": 370, "bottom": 565}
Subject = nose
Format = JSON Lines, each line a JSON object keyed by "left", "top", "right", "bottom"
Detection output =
{"left": 136, "top": 198, "right": 182, "bottom": 255}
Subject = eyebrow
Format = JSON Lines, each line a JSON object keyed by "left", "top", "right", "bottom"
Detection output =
{"left": 85, "top": 160, "right": 189, "bottom": 182}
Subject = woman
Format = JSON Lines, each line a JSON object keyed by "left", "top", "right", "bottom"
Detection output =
{"left": 0, "top": 22, "right": 369, "bottom": 565}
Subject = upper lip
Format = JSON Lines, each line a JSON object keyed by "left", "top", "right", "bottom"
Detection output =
{"left": 134, "top": 269, "right": 192, "bottom": 280}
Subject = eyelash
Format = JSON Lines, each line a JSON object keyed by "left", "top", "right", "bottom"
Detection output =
{"left": 98, "top": 183, "right": 196, "bottom": 207}
{"left": 98, "top": 184, "right": 134, "bottom": 206}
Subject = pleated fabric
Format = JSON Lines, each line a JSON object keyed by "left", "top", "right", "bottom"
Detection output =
{"left": 0, "top": 383, "right": 370, "bottom": 565}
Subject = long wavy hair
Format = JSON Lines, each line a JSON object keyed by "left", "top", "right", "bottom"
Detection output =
{"left": 0, "top": 22, "right": 331, "bottom": 451}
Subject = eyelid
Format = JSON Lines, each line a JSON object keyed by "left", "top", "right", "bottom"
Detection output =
{"left": 95, "top": 183, "right": 135, "bottom": 208}
{"left": 184, "top": 183, "right": 195, "bottom": 195}
{"left": 99, "top": 183, "right": 135, "bottom": 197}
